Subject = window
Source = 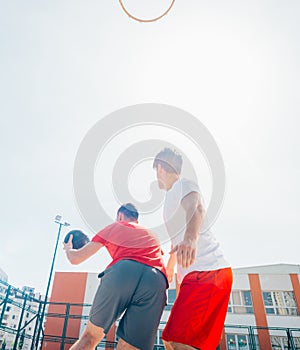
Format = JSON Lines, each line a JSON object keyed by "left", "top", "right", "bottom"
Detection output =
{"left": 6, "top": 306, "right": 11, "bottom": 312}
{"left": 270, "top": 336, "right": 300, "bottom": 350}
{"left": 226, "top": 334, "right": 250, "bottom": 350}
{"left": 228, "top": 291, "right": 253, "bottom": 314}
{"left": 263, "top": 291, "right": 298, "bottom": 316}
{"left": 294, "top": 337, "right": 300, "bottom": 349}
{"left": 165, "top": 289, "right": 176, "bottom": 311}
{"left": 270, "top": 336, "right": 289, "bottom": 349}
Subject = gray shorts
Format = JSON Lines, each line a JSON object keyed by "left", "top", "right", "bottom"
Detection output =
{"left": 89, "top": 259, "right": 167, "bottom": 350}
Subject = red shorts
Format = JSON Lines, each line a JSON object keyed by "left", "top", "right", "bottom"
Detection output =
{"left": 162, "top": 268, "right": 233, "bottom": 350}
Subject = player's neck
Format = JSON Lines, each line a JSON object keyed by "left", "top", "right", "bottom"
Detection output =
{"left": 165, "top": 174, "right": 180, "bottom": 191}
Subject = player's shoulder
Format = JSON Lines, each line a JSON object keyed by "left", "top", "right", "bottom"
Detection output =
{"left": 96, "top": 221, "right": 117, "bottom": 236}
{"left": 177, "top": 178, "right": 200, "bottom": 194}
{"left": 112, "top": 221, "right": 148, "bottom": 233}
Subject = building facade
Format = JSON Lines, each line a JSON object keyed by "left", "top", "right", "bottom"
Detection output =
{"left": 0, "top": 269, "right": 8, "bottom": 283}
{"left": 0, "top": 269, "right": 8, "bottom": 348}
{"left": 0, "top": 281, "right": 43, "bottom": 350}
{"left": 222, "top": 264, "right": 300, "bottom": 350}
{"left": 43, "top": 264, "right": 300, "bottom": 350}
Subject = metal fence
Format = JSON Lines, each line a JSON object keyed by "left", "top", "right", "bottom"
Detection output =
{"left": 0, "top": 279, "right": 166, "bottom": 350}
{"left": 1, "top": 279, "right": 300, "bottom": 350}
{"left": 223, "top": 325, "right": 300, "bottom": 350}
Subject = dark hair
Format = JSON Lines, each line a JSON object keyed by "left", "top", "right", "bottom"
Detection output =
{"left": 153, "top": 148, "right": 183, "bottom": 174}
{"left": 117, "top": 203, "right": 139, "bottom": 221}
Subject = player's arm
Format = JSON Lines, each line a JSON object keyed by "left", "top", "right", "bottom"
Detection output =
{"left": 63, "top": 235, "right": 103, "bottom": 265}
{"left": 171, "top": 191, "right": 204, "bottom": 268}
{"left": 166, "top": 245, "right": 177, "bottom": 283}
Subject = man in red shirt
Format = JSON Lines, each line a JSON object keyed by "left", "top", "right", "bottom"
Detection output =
{"left": 64, "top": 203, "right": 168, "bottom": 350}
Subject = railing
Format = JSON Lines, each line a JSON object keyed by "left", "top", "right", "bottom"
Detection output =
{"left": 1, "top": 279, "right": 300, "bottom": 350}
{"left": 224, "top": 324, "right": 300, "bottom": 350}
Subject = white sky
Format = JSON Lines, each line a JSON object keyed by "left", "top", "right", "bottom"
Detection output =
{"left": 0, "top": 0, "right": 299, "bottom": 294}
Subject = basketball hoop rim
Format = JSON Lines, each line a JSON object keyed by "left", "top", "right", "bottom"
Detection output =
{"left": 119, "top": 0, "right": 176, "bottom": 23}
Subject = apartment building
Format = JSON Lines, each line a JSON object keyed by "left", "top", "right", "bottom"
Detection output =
{"left": 0, "top": 282, "right": 42, "bottom": 350}
{"left": 222, "top": 264, "right": 300, "bottom": 350}
{"left": 43, "top": 264, "right": 300, "bottom": 350}
{"left": 0, "top": 269, "right": 8, "bottom": 283}
{"left": 0, "top": 268, "right": 8, "bottom": 348}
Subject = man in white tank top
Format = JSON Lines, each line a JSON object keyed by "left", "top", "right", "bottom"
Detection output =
{"left": 153, "top": 148, "right": 233, "bottom": 350}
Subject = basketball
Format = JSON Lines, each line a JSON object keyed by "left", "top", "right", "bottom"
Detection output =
{"left": 64, "top": 230, "right": 90, "bottom": 249}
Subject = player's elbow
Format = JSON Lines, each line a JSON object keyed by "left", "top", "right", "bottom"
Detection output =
{"left": 70, "top": 259, "right": 80, "bottom": 265}
{"left": 196, "top": 203, "right": 204, "bottom": 217}
{"left": 71, "top": 257, "right": 83, "bottom": 265}
{"left": 67, "top": 254, "right": 82, "bottom": 265}
{"left": 188, "top": 203, "right": 203, "bottom": 220}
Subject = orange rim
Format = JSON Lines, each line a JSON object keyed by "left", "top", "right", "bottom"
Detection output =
{"left": 119, "top": 0, "right": 175, "bottom": 23}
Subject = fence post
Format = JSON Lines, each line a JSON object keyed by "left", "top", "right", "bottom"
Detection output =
{"left": 13, "top": 294, "right": 28, "bottom": 350}
{"left": 287, "top": 328, "right": 296, "bottom": 350}
{"left": 30, "top": 302, "right": 43, "bottom": 350}
{"left": 60, "top": 303, "right": 70, "bottom": 350}
{"left": 0, "top": 286, "right": 11, "bottom": 327}
{"left": 248, "top": 326, "right": 256, "bottom": 350}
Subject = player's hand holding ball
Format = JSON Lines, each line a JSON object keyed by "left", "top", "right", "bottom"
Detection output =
{"left": 63, "top": 233, "right": 73, "bottom": 252}
{"left": 63, "top": 230, "right": 90, "bottom": 250}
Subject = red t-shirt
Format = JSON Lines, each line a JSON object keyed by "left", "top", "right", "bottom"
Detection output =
{"left": 92, "top": 221, "right": 167, "bottom": 279}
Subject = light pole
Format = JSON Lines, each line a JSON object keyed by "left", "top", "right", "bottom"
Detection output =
{"left": 34, "top": 215, "right": 70, "bottom": 350}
